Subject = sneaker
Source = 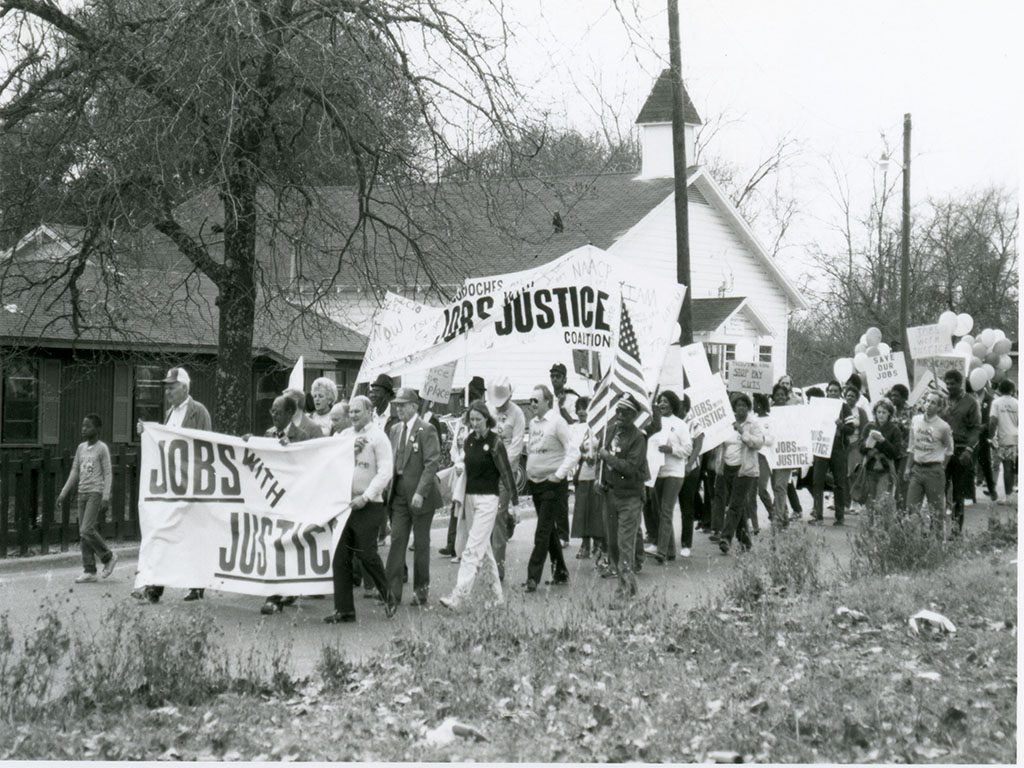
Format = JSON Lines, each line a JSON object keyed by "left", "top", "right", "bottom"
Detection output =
{"left": 101, "top": 552, "right": 118, "bottom": 579}
{"left": 75, "top": 572, "right": 98, "bottom": 583}
{"left": 451, "top": 556, "right": 461, "bottom": 564}
{"left": 560, "top": 539, "right": 570, "bottom": 549}
{"left": 679, "top": 547, "right": 692, "bottom": 558}
{"left": 439, "top": 596, "right": 457, "bottom": 611}
{"left": 643, "top": 542, "right": 658, "bottom": 555}
{"left": 261, "top": 599, "right": 282, "bottom": 615}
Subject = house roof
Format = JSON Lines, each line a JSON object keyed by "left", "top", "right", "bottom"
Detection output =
{"left": 0, "top": 261, "right": 366, "bottom": 364}
{"left": 635, "top": 69, "right": 703, "bottom": 125}
{"left": 691, "top": 297, "right": 745, "bottom": 334}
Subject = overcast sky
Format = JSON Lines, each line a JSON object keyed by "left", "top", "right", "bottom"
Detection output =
{"left": 498, "top": 0, "right": 1021, "bottom": 275}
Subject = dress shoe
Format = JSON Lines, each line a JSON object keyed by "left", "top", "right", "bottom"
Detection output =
{"left": 575, "top": 546, "right": 591, "bottom": 560}
{"left": 653, "top": 553, "right": 666, "bottom": 564}
{"left": 261, "top": 598, "right": 282, "bottom": 615}
{"left": 281, "top": 596, "right": 297, "bottom": 606}
{"left": 184, "top": 589, "right": 204, "bottom": 602}
{"left": 323, "top": 611, "right": 356, "bottom": 624}
{"left": 545, "top": 575, "right": 569, "bottom": 586}
{"left": 384, "top": 602, "right": 398, "bottom": 619}
{"left": 708, "top": 534, "right": 721, "bottom": 542}
{"left": 719, "top": 540, "right": 730, "bottom": 555}
{"left": 524, "top": 578, "right": 538, "bottom": 593}
{"left": 439, "top": 547, "right": 455, "bottom": 557}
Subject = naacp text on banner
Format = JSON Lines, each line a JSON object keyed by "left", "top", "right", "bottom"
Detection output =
{"left": 137, "top": 423, "right": 354, "bottom": 597}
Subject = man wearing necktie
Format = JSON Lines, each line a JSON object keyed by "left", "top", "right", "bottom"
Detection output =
{"left": 385, "top": 388, "right": 443, "bottom": 608}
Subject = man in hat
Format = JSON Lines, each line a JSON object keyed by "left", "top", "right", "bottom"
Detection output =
{"left": 523, "top": 384, "right": 579, "bottom": 593}
{"left": 549, "top": 362, "right": 579, "bottom": 546}
{"left": 385, "top": 388, "right": 443, "bottom": 607}
{"left": 133, "top": 366, "right": 211, "bottom": 603}
{"left": 598, "top": 394, "right": 649, "bottom": 603}
{"left": 487, "top": 375, "right": 525, "bottom": 580}
{"left": 369, "top": 374, "right": 400, "bottom": 434}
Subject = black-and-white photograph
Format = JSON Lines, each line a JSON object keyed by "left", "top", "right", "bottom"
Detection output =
{"left": 0, "top": 0, "right": 1017, "bottom": 762}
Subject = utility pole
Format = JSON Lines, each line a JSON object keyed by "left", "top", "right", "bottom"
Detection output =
{"left": 900, "top": 113, "right": 911, "bottom": 360}
{"left": 668, "top": 0, "right": 692, "bottom": 346}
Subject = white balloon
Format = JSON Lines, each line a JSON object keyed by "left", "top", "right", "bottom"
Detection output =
{"left": 865, "top": 327, "right": 882, "bottom": 347}
{"left": 877, "top": 342, "right": 891, "bottom": 356}
{"left": 938, "top": 310, "right": 958, "bottom": 335}
{"left": 859, "top": 334, "right": 868, "bottom": 347}
{"left": 954, "top": 313, "right": 973, "bottom": 337}
{"left": 998, "top": 354, "right": 1013, "bottom": 371}
{"left": 961, "top": 334, "right": 975, "bottom": 346}
{"left": 982, "top": 363, "right": 996, "bottom": 380}
{"left": 834, "top": 358, "right": 854, "bottom": 382}
{"left": 853, "top": 352, "right": 869, "bottom": 372}
{"left": 854, "top": 343, "right": 867, "bottom": 355}
{"left": 993, "top": 328, "right": 1006, "bottom": 342}
{"left": 969, "top": 368, "right": 989, "bottom": 391}
{"left": 980, "top": 328, "right": 996, "bottom": 347}
{"left": 954, "top": 340, "right": 973, "bottom": 356}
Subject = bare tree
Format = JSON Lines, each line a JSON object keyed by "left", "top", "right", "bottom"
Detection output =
{"left": 0, "top": 0, "right": 530, "bottom": 433}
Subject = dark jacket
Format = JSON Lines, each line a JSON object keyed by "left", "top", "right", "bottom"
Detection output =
{"left": 388, "top": 416, "right": 443, "bottom": 512}
{"left": 600, "top": 422, "right": 648, "bottom": 493}
{"left": 859, "top": 420, "right": 902, "bottom": 472}
{"left": 944, "top": 392, "right": 982, "bottom": 449}
{"left": 165, "top": 398, "right": 212, "bottom": 431}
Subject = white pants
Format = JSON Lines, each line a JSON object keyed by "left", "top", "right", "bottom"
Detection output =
{"left": 454, "top": 494, "right": 476, "bottom": 557}
{"left": 448, "top": 493, "right": 502, "bottom": 606}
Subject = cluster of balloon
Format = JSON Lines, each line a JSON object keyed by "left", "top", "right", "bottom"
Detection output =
{"left": 833, "top": 325, "right": 891, "bottom": 383}
{"left": 938, "top": 310, "right": 1013, "bottom": 391}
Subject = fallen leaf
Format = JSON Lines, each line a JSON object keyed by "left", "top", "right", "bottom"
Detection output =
{"left": 916, "top": 671, "right": 942, "bottom": 682}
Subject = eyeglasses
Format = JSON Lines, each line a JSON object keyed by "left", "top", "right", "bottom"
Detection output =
{"left": 530, "top": 398, "right": 540, "bottom": 404}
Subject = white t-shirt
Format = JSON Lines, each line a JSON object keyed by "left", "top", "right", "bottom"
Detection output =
{"left": 991, "top": 395, "right": 1019, "bottom": 446}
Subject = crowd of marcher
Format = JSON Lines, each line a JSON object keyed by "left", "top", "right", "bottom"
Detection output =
{"left": 63, "top": 360, "right": 1019, "bottom": 618}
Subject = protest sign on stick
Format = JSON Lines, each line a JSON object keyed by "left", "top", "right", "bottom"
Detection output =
{"left": 763, "top": 405, "right": 815, "bottom": 469}
{"left": 865, "top": 352, "right": 909, "bottom": 402}
{"left": 907, "top": 323, "right": 952, "bottom": 359}
{"left": 808, "top": 398, "right": 843, "bottom": 459}
{"left": 680, "top": 342, "right": 714, "bottom": 385}
{"left": 726, "top": 360, "right": 773, "bottom": 394}
{"left": 683, "top": 376, "right": 734, "bottom": 453}
{"left": 421, "top": 361, "right": 458, "bottom": 404}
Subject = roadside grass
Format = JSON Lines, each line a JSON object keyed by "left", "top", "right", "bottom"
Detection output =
{"left": 1, "top": 511, "right": 1016, "bottom": 762}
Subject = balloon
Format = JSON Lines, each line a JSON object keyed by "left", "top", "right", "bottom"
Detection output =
{"left": 961, "top": 334, "right": 975, "bottom": 346}
{"left": 980, "top": 328, "right": 996, "bottom": 347}
{"left": 865, "top": 345, "right": 879, "bottom": 357}
{"left": 993, "top": 338, "right": 1012, "bottom": 355}
{"left": 993, "top": 328, "right": 1006, "bottom": 342}
{"left": 993, "top": 369, "right": 1006, "bottom": 383}
{"left": 985, "top": 351, "right": 1001, "bottom": 366}
{"left": 954, "top": 313, "right": 973, "bottom": 337}
{"left": 854, "top": 343, "right": 867, "bottom": 355}
{"left": 954, "top": 340, "right": 973, "bottom": 356}
{"left": 859, "top": 334, "right": 868, "bottom": 346}
{"left": 972, "top": 342, "right": 988, "bottom": 358}
{"left": 833, "top": 358, "right": 854, "bottom": 382}
{"left": 853, "top": 353, "right": 869, "bottom": 373}
{"left": 938, "top": 311, "right": 958, "bottom": 335}
{"left": 998, "top": 354, "right": 1012, "bottom": 371}
{"left": 865, "top": 327, "right": 882, "bottom": 347}
{"left": 982, "top": 363, "right": 996, "bottom": 380}
{"left": 971, "top": 355, "right": 983, "bottom": 368}
{"left": 877, "top": 342, "right": 891, "bottom": 356}
{"left": 969, "top": 368, "right": 989, "bottom": 391}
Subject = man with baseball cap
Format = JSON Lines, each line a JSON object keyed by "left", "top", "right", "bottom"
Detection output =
{"left": 598, "top": 393, "right": 649, "bottom": 603}
{"left": 133, "top": 366, "right": 211, "bottom": 603}
{"left": 487, "top": 375, "right": 525, "bottom": 580}
{"left": 385, "top": 387, "right": 443, "bottom": 608}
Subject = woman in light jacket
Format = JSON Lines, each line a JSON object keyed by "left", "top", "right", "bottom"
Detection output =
{"left": 570, "top": 397, "right": 605, "bottom": 561}
{"left": 715, "top": 393, "right": 764, "bottom": 554}
{"left": 652, "top": 390, "right": 692, "bottom": 563}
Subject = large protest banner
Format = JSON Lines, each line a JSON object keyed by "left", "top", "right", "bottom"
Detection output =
{"left": 726, "top": 360, "right": 773, "bottom": 395}
{"left": 356, "top": 245, "right": 685, "bottom": 395}
{"left": 864, "top": 352, "right": 909, "bottom": 402}
{"left": 762, "top": 405, "right": 815, "bottom": 469}
{"left": 808, "top": 398, "right": 843, "bottom": 459}
{"left": 136, "top": 423, "right": 353, "bottom": 597}
{"left": 683, "top": 376, "right": 734, "bottom": 453}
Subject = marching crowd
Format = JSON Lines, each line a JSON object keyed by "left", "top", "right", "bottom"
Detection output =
{"left": 61, "top": 360, "right": 1018, "bottom": 620}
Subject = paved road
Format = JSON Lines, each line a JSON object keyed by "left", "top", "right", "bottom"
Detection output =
{"left": 0, "top": 489, "right": 998, "bottom": 679}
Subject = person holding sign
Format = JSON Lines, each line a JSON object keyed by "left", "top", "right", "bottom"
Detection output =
{"left": 810, "top": 381, "right": 857, "bottom": 526}
{"left": 905, "top": 391, "right": 955, "bottom": 529}
{"left": 651, "top": 391, "right": 692, "bottom": 564}
{"left": 439, "top": 400, "right": 519, "bottom": 612}
{"left": 715, "top": 394, "right": 764, "bottom": 554}
{"left": 856, "top": 399, "right": 903, "bottom": 509}
{"left": 325, "top": 396, "right": 396, "bottom": 624}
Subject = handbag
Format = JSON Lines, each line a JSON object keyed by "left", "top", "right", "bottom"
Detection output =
{"left": 849, "top": 462, "right": 870, "bottom": 505}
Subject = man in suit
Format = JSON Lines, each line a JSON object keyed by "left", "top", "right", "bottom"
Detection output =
{"left": 385, "top": 388, "right": 442, "bottom": 608}
{"left": 259, "top": 395, "right": 321, "bottom": 615}
{"left": 282, "top": 388, "right": 323, "bottom": 442}
{"left": 133, "top": 366, "right": 212, "bottom": 603}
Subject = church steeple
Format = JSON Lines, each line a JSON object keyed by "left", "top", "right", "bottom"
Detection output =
{"left": 635, "top": 69, "right": 702, "bottom": 179}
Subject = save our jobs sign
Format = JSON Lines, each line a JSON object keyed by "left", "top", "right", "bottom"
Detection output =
{"left": 864, "top": 352, "right": 909, "bottom": 402}
{"left": 136, "top": 423, "right": 354, "bottom": 597}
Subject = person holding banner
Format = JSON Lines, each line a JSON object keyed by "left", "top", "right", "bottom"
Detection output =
{"left": 523, "top": 384, "right": 579, "bottom": 593}
{"left": 283, "top": 388, "right": 323, "bottom": 442}
{"left": 132, "top": 366, "right": 211, "bottom": 604}
{"left": 310, "top": 377, "right": 339, "bottom": 436}
{"left": 651, "top": 391, "right": 692, "bottom": 564}
{"left": 905, "top": 391, "right": 955, "bottom": 528}
{"left": 716, "top": 394, "right": 764, "bottom": 555}
{"left": 598, "top": 394, "right": 649, "bottom": 601}
{"left": 941, "top": 370, "right": 982, "bottom": 535}
{"left": 549, "top": 363, "right": 578, "bottom": 547}
{"left": 385, "top": 388, "right": 443, "bottom": 608}
{"left": 439, "top": 400, "right": 519, "bottom": 612}
{"left": 325, "top": 396, "right": 397, "bottom": 623}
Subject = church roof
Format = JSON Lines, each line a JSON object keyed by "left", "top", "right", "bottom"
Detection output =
{"left": 635, "top": 69, "right": 703, "bottom": 125}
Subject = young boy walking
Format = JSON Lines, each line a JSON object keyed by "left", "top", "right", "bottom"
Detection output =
{"left": 58, "top": 414, "right": 118, "bottom": 583}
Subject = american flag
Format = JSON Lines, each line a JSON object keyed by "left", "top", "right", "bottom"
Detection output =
{"left": 587, "top": 298, "right": 650, "bottom": 437}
